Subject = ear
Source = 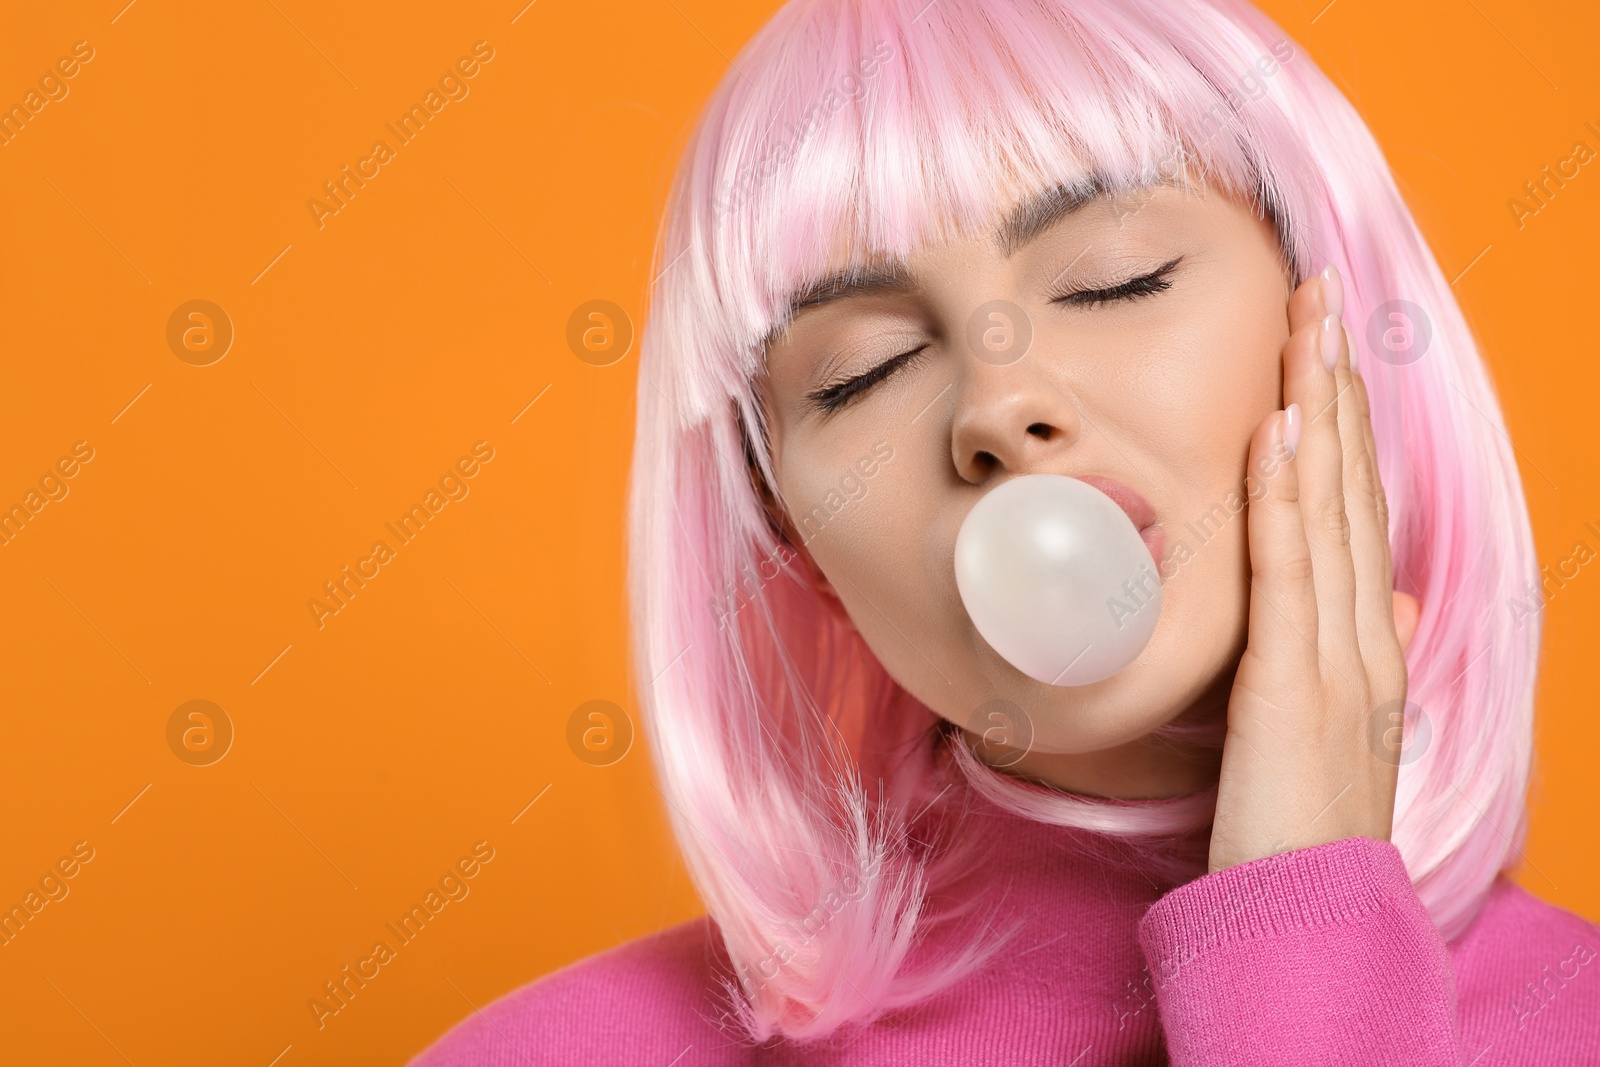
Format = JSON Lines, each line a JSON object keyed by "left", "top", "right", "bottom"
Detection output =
{"left": 1392, "top": 590, "right": 1420, "bottom": 655}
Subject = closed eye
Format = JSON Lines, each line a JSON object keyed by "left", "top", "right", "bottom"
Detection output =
{"left": 1052, "top": 256, "right": 1183, "bottom": 307}
{"left": 805, "top": 343, "right": 932, "bottom": 416}
{"left": 803, "top": 255, "right": 1182, "bottom": 416}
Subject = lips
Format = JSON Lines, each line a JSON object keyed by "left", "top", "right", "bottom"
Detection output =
{"left": 1070, "top": 474, "right": 1155, "bottom": 530}
{"left": 1070, "top": 474, "right": 1163, "bottom": 570}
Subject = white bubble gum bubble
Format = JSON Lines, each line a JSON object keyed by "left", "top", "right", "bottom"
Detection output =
{"left": 954, "top": 474, "right": 1162, "bottom": 687}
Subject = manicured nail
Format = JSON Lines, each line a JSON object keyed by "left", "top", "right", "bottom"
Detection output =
{"left": 1283, "top": 403, "right": 1301, "bottom": 459}
{"left": 1344, "top": 321, "right": 1359, "bottom": 372}
{"left": 1321, "top": 313, "right": 1342, "bottom": 373}
{"left": 1319, "top": 264, "right": 1344, "bottom": 320}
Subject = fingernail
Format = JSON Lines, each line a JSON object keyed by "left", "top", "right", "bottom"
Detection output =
{"left": 1283, "top": 402, "right": 1301, "bottom": 459}
{"left": 1319, "top": 264, "right": 1344, "bottom": 320}
{"left": 1344, "top": 321, "right": 1359, "bottom": 372}
{"left": 1321, "top": 313, "right": 1342, "bottom": 373}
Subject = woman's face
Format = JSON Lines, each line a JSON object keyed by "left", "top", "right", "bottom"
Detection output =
{"left": 759, "top": 177, "right": 1293, "bottom": 798}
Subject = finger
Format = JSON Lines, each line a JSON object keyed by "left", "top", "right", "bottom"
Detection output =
{"left": 1289, "top": 308, "right": 1361, "bottom": 672}
{"left": 1342, "top": 325, "right": 1406, "bottom": 687}
{"left": 1347, "top": 324, "right": 1393, "bottom": 584}
{"left": 1242, "top": 404, "right": 1319, "bottom": 679}
{"left": 1286, "top": 267, "right": 1327, "bottom": 336}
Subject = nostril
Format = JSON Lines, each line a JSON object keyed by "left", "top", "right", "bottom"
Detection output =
{"left": 1027, "top": 423, "right": 1051, "bottom": 438}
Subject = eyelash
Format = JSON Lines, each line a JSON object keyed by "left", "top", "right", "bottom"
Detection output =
{"left": 1050, "top": 256, "right": 1182, "bottom": 307}
{"left": 806, "top": 344, "right": 933, "bottom": 415}
{"left": 804, "top": 257, "right": 1183, "bottom": 415}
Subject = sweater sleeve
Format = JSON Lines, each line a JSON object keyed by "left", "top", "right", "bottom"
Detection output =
{"left": 1134, "top": 835, "right": 1461, "bottom": 1066}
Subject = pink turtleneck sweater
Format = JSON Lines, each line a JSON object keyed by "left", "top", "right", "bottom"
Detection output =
{"left": 407, "top": 790, "right": 1600, "bottom": 1065}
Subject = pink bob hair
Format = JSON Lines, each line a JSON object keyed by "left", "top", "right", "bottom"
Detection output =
{"left": 624, "top": 0, "right": 1541, "bottom": 1044}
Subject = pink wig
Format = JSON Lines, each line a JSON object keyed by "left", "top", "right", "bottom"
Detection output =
{"left": 625, "top": 0, "right": 1540, "bottom": 1043}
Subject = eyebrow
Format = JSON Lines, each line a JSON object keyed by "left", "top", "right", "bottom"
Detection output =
{"left": 782, "top": 261, "right": 918, "bottom": 319}
{"left": 996, "top": 173, "right": 1112, "bottom": 255}
{"left": 757, "top": 262, "right": 914, "bottom": 357}
{"left": 762, "top": 173, "right": 1117, "bottom": 351}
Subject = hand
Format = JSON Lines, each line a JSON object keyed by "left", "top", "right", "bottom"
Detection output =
{"left": 1208, "top": 265, "right": 1423, "bottom": 875}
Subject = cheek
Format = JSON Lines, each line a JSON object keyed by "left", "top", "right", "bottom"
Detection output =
{"left": 776, "top": 431, "right": 902, "bottom": 571}
{"left": 1142, "top": 304, "right": 1284, "bottom": 655}
{"left": 1141, "top": 305, "right": 1283, "bottom": 439}
{"left": 1129, "top": 296, "right": 1286, "bottom": 529}
{"left": 778, "top": 425, "right": 963, "bottom": 677}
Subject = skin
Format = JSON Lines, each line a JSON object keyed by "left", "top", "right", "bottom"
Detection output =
{"left": 758, "top": 176, "right": 1422, "bottom": 873}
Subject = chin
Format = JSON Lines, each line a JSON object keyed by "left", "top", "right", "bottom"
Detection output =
{"left": 1015, "top": 624, "right": 1216, "bottom": 752}
{"left": 1026, "top": 682, "right": 1191, "bottom": 755}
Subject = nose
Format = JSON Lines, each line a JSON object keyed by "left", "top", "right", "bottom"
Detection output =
{"left": 950, "top": 352, "right": 1083, "bottom": 483}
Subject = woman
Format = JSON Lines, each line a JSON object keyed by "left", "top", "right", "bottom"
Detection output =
{"left": 410, "top": 0, "right": 1600, "bottom": 1062}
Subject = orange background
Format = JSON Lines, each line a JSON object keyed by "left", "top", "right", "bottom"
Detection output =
{"left": 0, "top": 0, "right": 1594, "bottom": 1063}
